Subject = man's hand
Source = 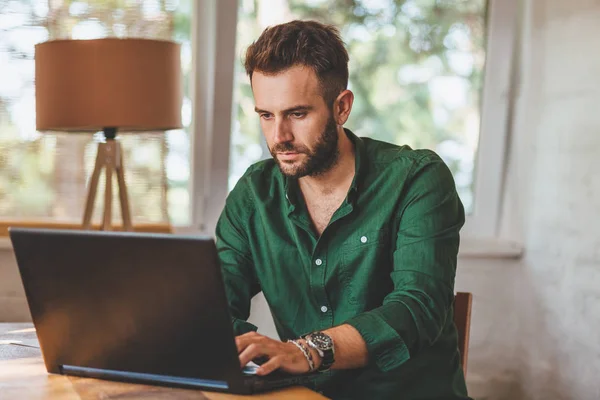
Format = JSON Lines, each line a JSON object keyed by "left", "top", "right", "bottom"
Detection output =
{"left": 235, "top": 332, "right": 319, "bottom": 376}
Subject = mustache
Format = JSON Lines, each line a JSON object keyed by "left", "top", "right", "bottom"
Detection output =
{"left": 271, "top": 143, "right": 308, "bottom": 153}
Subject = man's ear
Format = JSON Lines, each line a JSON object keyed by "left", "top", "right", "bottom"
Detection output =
{"left": 333, "top": 90, "right": 354, "bottom": 125}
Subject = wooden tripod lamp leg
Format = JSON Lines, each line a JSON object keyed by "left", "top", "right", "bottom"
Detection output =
{"left": 82, "top": 142, "right": 105, "bottom": 229}
{"left": 115, "top": 142, "right": 133, "bottom": 231}
{"left": 101, "top": 140, "right": 114, "bottom": 231}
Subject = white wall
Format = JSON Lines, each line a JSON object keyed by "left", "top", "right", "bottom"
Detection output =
{"left": 455, "top": 1, "right": 600, "bottom": 399}
{"left": 2, "top": 1, "right": 600, "bottom": 398}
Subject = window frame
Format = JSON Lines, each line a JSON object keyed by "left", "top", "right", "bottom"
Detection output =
{"left": 460, "top": 0, "right": 519, "bottom": 239}
{"left": 180, "top": 0, "right": 239, "bottom": 235}
{"left": 184, "top": 0, "right": 519, "bottom": 246}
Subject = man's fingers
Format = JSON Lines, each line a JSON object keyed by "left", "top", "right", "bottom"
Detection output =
{"left": 235, "top": 332, "right": 259, "bottom": 353}
{"left": 239, "top": 343, "right": 263, "bottom": 367}
{"left": 235, "top": 334, "right": 301, "bottom": 375}
{"left": 256, "top": 356, "right": 281, "bottom": 376}
{"left": 235, "top": 337, "right": 247, "bottom": 353}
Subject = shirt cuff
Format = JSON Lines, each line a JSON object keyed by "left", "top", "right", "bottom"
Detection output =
{"left": 232, "top": 317, "right": 258, "bottom": 336}
{"left": 346, "top": 312, "right": 410, "bottom": 372}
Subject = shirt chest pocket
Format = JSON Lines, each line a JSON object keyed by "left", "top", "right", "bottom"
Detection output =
{"left": 340, "top": 229, "right": 393, "bottom": 306}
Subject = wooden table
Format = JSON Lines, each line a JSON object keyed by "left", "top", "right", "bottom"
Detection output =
{"left": 0, "top": 324, "right": 327, "bottom": 400}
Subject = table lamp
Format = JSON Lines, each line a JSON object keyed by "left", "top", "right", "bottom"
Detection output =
{"left": 35, "top": 38, "right": 182, "bottom": 231}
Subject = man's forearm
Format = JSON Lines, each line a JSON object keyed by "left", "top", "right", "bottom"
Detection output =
{"left": 301, "top": 324, "right": 368, "bottom": 370}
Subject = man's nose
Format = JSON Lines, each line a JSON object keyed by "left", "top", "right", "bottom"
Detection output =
{"left": 273, "top": 118, "right": 293, "bottom": 144}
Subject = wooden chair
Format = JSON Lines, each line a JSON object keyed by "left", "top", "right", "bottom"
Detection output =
{"left": 453, "top": 292, "right": 473, "bottom": 376}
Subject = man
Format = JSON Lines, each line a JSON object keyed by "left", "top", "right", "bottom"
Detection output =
{"left": 215, "top": 20, "right": 469, "bottom": 399}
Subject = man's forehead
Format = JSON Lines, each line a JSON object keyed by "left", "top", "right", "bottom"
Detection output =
{"left": 251, "top": 66, "right": 323, "bottom": 109}
{"left": 252, "top": 65, "right": 319, "bottom": 85}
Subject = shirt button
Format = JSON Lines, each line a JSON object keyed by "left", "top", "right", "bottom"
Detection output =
{"left": 360, "top": 235, "right": 368, "bottom": 243}
{"left": 315, "top": 258, "right": 323, "bottom": 266}
{"left": 320, "top": 306, "right": 328, "bottom": 313}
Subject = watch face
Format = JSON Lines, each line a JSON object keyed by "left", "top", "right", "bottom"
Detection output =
{"left": 311, "top": 332, "right": 333, "bottom": 350}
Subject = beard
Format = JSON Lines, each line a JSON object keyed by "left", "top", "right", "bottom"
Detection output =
{"left": 269, "top": 115, "right": 340, "bottom": 178}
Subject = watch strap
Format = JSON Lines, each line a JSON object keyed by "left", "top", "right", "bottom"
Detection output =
{"left": 303, "top": 332, "right": 335, "bottom": 372}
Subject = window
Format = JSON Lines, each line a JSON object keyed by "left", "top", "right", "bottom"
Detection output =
{"left": 1, "top": 0, "right": 516, "bottom": 240}
{"left": 0, "top": 0, "right": 192, "bottom": 226}
{"left": 193, "top": 0, "right": 517, "bottom": 239}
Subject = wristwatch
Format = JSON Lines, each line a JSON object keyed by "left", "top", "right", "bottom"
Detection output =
{"left": 302, "top": 331, "right": 335, "bottom": 372}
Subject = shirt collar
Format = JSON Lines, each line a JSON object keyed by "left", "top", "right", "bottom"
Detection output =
{"left": 344, "top": 128, "right": 365, "bottom": 204}
{"left": 284, "top": 128, "right": 365, "bottom": 212}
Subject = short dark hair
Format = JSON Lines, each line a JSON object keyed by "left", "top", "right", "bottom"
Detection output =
{"left": 244, "top": 20, "right": 349, "bottom": 106}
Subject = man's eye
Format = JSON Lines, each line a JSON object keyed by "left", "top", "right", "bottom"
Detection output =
{"left": 260, "top": 113, "right": 273, "bottom": 120}
{"left": 291, "top": 112, "right": 306, "bottom": 118}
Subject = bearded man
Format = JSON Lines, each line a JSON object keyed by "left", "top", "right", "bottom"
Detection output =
{"left": 215, "top": 19, "right": 469, "bottom": 400}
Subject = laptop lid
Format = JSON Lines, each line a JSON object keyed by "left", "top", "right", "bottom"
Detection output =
{"left": 9, "top": 228, "right": 244, "bottom": 388}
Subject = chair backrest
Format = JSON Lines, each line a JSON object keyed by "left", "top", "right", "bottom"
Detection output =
{"left": 453, "top": 292, "right": 473, "bottom": 376}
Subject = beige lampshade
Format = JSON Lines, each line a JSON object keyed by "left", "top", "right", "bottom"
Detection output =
{"left": 35, "top": 38, "right": 182, "bottom": 132}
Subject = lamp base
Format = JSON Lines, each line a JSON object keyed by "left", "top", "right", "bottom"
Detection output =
{"left": 82, "top": 128, "right": 132, "bottom": 231}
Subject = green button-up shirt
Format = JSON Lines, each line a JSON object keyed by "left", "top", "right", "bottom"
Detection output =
{"left": 215, "top": 129, "right": 470, "bottom": 399}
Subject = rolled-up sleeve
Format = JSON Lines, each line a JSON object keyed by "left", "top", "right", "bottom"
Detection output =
{"left": 346, "top": 154, "right": 465, "bottom": 372}
{"left": 215, "top": 182, "right": 261, "bottom": 336}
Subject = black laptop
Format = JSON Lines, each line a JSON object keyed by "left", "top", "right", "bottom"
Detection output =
{"left": 9, "top": 228, "right": 311, "bottom": 394}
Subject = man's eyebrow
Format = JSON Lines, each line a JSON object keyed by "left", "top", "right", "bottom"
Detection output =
{"left": 254, "top": 105, "right": 313, "bottom": 114}
{"left": 283, "top": 105, "right": 313, "bottom": 113}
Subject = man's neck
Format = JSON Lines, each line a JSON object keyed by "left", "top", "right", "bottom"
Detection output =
{"left": 298, "top": 128, "right": 355, "bottom": 197}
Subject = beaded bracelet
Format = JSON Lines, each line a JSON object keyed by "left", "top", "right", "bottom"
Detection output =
{"left": 287, "top": 339, "right": 315, "bottom": 372}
